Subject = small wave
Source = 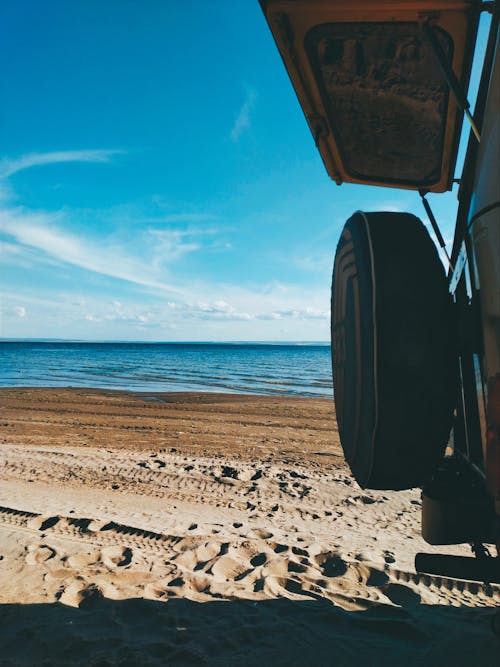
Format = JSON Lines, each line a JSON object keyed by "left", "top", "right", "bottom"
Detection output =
{"left": 0, "top": 342, "right": 333, "bottom": 397}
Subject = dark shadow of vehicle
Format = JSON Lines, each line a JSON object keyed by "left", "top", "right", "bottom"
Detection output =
{"left": 1, "top": 596, "right": 497, "bottom": 666}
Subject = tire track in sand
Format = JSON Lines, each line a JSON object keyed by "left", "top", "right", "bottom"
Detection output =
{"left": 1, "top": 504, "right": 497, "bottom": 611}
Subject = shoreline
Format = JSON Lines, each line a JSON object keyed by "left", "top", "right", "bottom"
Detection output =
{"left": 0, "top": 383, "right": 333, "bottom": 400}
{"left": 0, "top": 386, "right": 339, "bottom": 464}
{"left": 0, "top": 385, "right": 333, "bottom": 399}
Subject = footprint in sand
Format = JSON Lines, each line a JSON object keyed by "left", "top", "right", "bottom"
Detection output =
{"left": 287, "top": 560, "right": 307, "bottom": 574}
{"left": 210, "top": 555, "right": 249, "bottom": 582}
{"left": 27, "top": 515, "right": 60, "bottom": 531}
{"left": 62, "top": 546, "right": 132, "bottom": 570}
{"left": 262, "top": 573, "right": 310, "bottom": 600}
{"left": 228, "top": 540, "right": 266, "bottom": 560}
{"left": 343, "top": 495, "right": 377, "bottom": 506}
{"left": 220, "top": 465, "right": 239, "bottom": 480}
{"left": 198, "top": 541, "right": 272, "bottom": 587}
{"left": 144, "top": 584, "right": 170, "bottom": 600}
{"left": 315, "top": 552, "right": 348, "bottom": 578}
{"left": 383, "top": 583, "right": 421, "bottom": 607}
{"left": 167, "top": 576, "right": 185, "bottom": 587}
{"left": 59, "top": 581, "right": 103, "bottom": 608}
{"left": 292, "top": 546, "right": 308, "bottom": 557}
{"left": 238, "top": 469, "right": 256, "bottom": 482}
{"left": 101, "top": 546, "right": 132, "bottom": 568}
{"left": 67, "top": 551, "right": 102, "bottom": 569}
{"left": 175, "top": 549, "right": 198, "bottom": 570}
{"left": 250, "top": 553, "right": 267, "bottom": 567}
{"left": 249, "top": 528, "right": 273, "bottom": 539}
{"left": 86, "top": 519, "right": 107, "bottom": 532}
{"left": 25, "top": 544, "right": 56, "bottom": 565}
{"left": 195, "top": 541, "right": 223, "bottom": 563}
{"left": 171, "top": 540, "right": 224, "bottom": 576}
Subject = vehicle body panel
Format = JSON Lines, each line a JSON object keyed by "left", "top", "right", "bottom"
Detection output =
{"left": 260, "top": 0, "right": 479, "bottom": 191}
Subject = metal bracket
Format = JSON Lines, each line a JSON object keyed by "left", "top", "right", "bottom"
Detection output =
{"left": 419, "top": 190, "right": 453, "bottom": 270}
{"left": 449, "top": 241, "right": 468, "bottom": 294}
{"left": 422, "top": 22, "right": 481, "bottom": 142}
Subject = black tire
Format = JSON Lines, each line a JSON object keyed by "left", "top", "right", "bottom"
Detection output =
{"left": 331, "top": 211, "right": 457, "bottom": 490}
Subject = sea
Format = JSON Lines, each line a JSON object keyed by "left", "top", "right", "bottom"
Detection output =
{"left": 0, "top": 341, "right": 333, "bottom": 398}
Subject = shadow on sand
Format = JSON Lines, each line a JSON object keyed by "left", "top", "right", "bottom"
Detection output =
{"left": 0, "top": 596, "right": 497, "bottom": 667}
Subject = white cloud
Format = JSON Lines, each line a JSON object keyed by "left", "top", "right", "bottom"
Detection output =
{"left": 0, "top": 208, "right": 184, "bottom": 295}
{"left": 257, "top": 307, "right": 328, "bottom": 321}
{"left": 0, "top": 149, "right": 125, "bottom": 178}
{"left": 174, "top": 299, "right": 253, "bottom": 321}
{"left": 1, "top": 281, "right": 331, "bottom": 340}
{"left": 148, "top": 229, "right": 201, "bottom": 264}
{"left": 1, "top": 304, "right": 27, "bottom": 320}
{"left": 151, "top": 294, "right": 329, "bottom": 324}
{"left": 84, "top": 306, "right": 156, "bottom": 326}
{"left": 230, "top": 89, "right": 257, "bottom": 142}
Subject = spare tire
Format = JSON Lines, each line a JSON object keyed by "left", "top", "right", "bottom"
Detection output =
{"left": 331, "top": 211, "right": 457, "bottom": 490}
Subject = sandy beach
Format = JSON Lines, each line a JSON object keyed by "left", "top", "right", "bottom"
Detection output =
{"left": 0, "top": 387, "right": 498, "bottom": 666}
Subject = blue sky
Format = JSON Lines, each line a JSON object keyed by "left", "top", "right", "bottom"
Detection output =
{"left": 0, "top": 1, "right": 490, "bottom": 341}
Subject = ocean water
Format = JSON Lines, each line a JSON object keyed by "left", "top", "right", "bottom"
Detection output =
{"left": 0, "top": 342, "right": 333, "bottom": 398}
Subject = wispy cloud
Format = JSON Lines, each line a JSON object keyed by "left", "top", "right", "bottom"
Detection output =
{"left": 148, "top": 229, "right": 201, "bottom": 265}
{"left": 0, "top": 209, "right": 183, "bottom": 295}
{"left": 0, "top": 148, "right": 213, "bottom": 295}
{"left": 142, "top": 213, "right": 218, "bottom": 224}
{"left": 230, "top": 88, "right": 257, "bottom": 142}
{"left": 0, "top": 149, "right": 125, "bottom": 178}
{"left": 0, "top": 148, "right": 332, "bottom": 339}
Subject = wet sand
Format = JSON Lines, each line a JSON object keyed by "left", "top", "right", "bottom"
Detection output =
{"left": 0, "top": 388, "right": 498, "bottom": 665}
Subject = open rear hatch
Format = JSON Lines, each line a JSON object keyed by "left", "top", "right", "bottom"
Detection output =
{"left": 260, "top": 1, "right": 479, "bottom": 192}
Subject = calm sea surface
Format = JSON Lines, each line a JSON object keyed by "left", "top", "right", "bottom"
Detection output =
{"left": 0, "top": 342, "right": 332, "bottom": 398}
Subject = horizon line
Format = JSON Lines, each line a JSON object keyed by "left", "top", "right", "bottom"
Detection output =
{"left": 0, "top": 338, "right": 330, "bottom": 345}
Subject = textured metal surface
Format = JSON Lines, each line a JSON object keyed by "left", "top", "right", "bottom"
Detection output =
{"left": 260, "top": 0, "right": 479, "bottom": 191}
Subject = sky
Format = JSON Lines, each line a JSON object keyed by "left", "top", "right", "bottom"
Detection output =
{"left": 0, "top": 1, "right": 491, "bottom": 342}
